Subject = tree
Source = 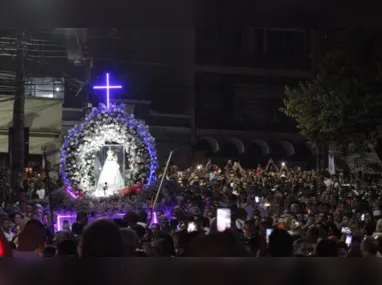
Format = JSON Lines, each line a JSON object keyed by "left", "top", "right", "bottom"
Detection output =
{"left": 281, "top": 30, "right": 382, "bottom": 158}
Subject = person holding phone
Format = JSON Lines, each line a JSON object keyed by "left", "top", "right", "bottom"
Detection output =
{"left": 286, "top": 217, "right": 302, "bottom": 242}
{"left": 62, "top": 220, "right": 71, "bottom": 232}
{"left": 216, "top": 208, "right": 232, "bottom": 233}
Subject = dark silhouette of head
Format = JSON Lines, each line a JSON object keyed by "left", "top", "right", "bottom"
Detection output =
{"left": 361, "top": 237, "right": 379, "bottom": 257}
{"left": 76, "top": 211, "right": 88, "bottom": 224}
{"left": 307, "top": 227, "right": 320, "bottom": 243}
{"left": 151, "top": 232, "right": 175, "bottom": 257}
{"left": 184, "top": 232, "right": 249, "bottom": 257}
{"left": 315, "top": 239, "right": 338, "bottom": 257}
{"left": 123, "top": 211, "right": 139, "bottom": 227}
{"left": 137, "top": 210, "right": 148, "bottom": 223}
{"left": 268, "top": 228, "right": 294, "bottom": 257}
{"left": 18, "top": 219, "right": 46, "bottom": 251}
{"left": 79, "top": 219, "right": 123, "bottom": 257}
{"left": 42, "top": 246, "right": 56, "bottom": 257}
{"left": 56, "top": 240, "right": 78, "bottom": 257}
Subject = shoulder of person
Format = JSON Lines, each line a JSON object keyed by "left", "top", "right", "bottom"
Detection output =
{"left": 12, "top": 250, "right": 41, "bottom": 259}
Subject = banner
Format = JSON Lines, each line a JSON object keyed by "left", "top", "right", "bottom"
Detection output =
{"left": 328, "top": 153, "right": 335, "bottom": 175}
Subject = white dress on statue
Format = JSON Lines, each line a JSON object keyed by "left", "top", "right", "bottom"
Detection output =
{"left": 97, "top": 149, "right": 125, "bottom": 192}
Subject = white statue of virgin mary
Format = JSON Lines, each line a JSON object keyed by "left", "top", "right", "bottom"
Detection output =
{"left": 96, "top": 147, "right": 125, "bottom": 192}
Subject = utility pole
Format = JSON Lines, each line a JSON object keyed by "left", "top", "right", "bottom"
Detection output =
{"left": 10, "top": 31, "right": 26, "bottom": 203}
{"left": 84, "top": 57, "right": 93, "bottom": 115}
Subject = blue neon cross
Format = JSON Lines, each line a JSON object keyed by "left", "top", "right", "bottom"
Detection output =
{"left": 93, "top": 73, "right": 122, "bottom": 108}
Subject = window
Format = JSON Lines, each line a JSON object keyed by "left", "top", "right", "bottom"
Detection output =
{"left": 267, "top": 30, "right": 305, "bottom": 59}
{"left": 25, "top": 77, "right": 64, "bottom": 99}
{"left": 253, "top": 29, "right": 265, "bottom": 57}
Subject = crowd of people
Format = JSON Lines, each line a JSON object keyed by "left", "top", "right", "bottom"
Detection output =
{"left": 1, "top": 158, "right": 382, "bottom": 257}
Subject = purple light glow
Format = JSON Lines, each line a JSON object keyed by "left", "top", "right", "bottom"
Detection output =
{"left": 65, "top": 187, "right": 78, "bottom": 199}
{"left": 93, "top": 73, "right": 122, "bottom": 108}
{"left": 152, "top": 212, "right": 158, "bottom": 224}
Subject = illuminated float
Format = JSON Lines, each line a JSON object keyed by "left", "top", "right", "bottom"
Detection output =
{"left": 59, "top": 73, "right": 158, "bottom": 199}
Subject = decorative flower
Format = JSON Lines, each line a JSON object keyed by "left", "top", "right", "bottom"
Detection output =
{"left": 60, "top": 103, "right": 158, "bottom": 199}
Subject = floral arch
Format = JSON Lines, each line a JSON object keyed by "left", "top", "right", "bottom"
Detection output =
{"left": 60, "top": 103, "right": 157, "bottom": 198}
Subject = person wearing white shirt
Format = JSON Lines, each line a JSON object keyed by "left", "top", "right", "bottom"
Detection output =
{"left": 36, "top": 188, "right": 46, "bottom": 199}
{"left": 235, "top": 208, "right": 247, "bottom": 231}
{"left": 372, "top": 217, "right": 382, "bottom": 239}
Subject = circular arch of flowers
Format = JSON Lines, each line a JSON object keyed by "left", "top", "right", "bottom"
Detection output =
{"left": 60, "top": 103, "right": 158, "bottom": 198}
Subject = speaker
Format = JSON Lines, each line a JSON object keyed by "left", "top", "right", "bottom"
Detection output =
{"left": 8, "top": 127, "right": 30, "bottom": 167}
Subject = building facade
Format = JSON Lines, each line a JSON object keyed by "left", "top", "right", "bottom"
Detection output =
{"left": 0, "top": 24, "right": 317, "bottom": 170}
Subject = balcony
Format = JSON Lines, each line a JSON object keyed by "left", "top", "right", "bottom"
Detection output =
{"left": 25, "top": 77, "right": 65, "bottom": 99}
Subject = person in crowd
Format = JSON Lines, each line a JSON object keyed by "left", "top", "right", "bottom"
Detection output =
{"left": 11, "top": 213, "right": 22, "bottom": 234}
{"left": 184, "top": 232, "right": 249, "bottom": 257}
{"left": 172, "top": 230, "right": 196, "bottom": 257}
{"left": 3, "top": 158, "right": 382, "bottom": 258}
{"left": 54, "top": 230, "right": 73, "bottom": 245}
{"left": 33, "top": 204, "right": 44, "bottom": 220}
{"left": 235, "top": 208, "right": 247, "bottom": 231}
{"left": 123, "top": 211, "right": 139, "bottom": 228}
{"left": 372, "top": 218, "right": 382, "bottom": 238}
{"left": 363, "top": 212, "right": 376, "bottom": 236}
{"left": 72, "top": 211, "right": 88, "bottom": 236}
{"left": 286, "top": 216, "right": 302, "bottom": 242}
{"left": 13, "top": 219, "right": 46, "bottom": 258}
{"left": 42, "top": 245, "right": 56, "bottom": 257}
{"left": 268, "top": 228, "right": 294, "bottom": 257}
{"left": 293, "top": 238, "right": 314, "bottom": 257}
{"left": 361, "top": 237, "right": 379, "bottom": 257}
{"left": 149, "top": 230, "right": 175, "bottom": 256}
{"left": 314, "top": 239, "right": 338, "bottom": 257}
{"left": 78, "top": 219, "right": 123, "bottom": 257}
{"left": 137, "top": 210, "right": 148, "bottom": 228}
{"left": 149, "top": 237, "right": 174, "bottom": 257}
{"left": 240, "top": 220, "right": 256, "bottom": 244}
{"left": 62, "top": 220, "right": 71, "bottom": 232}
{"left": 56, "top": 240, "right": 78, "bottom": 257}
{"left": 306, "top": 227, "right": 320, "bottom": 249}
{"left": 0, "top": 230, "right": 13, "bottom": 257}
{"left": 336, "top": 241, "right": 349, "bottom": 258}
{"left": 1, "top": 216, "right": 14, "bottom": 242}
{"left": 120, "top": 228, "right": 139, "bottom": 256}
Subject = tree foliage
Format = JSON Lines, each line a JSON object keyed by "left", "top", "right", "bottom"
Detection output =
{"left": 281, "top": 30, "right": 382, "bottom": 154}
